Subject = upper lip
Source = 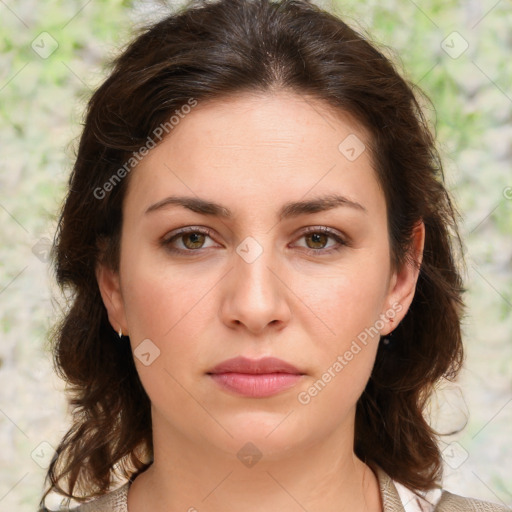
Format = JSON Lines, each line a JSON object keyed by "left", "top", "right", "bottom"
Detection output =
{"left": 207, "top": 356, "right": 303, "bottom": 375}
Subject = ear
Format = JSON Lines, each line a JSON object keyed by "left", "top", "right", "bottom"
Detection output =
{"left": 95, "top": 261, "right": 129, "bottom": 336}
{"left": 381, "top": 221, "right": 425, "bottom": 335}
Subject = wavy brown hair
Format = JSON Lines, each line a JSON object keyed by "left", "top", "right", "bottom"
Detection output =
{"left": 41, "top": 0, "right": 465, "bottom": 507}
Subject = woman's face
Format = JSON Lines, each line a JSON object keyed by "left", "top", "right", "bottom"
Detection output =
{"left": 98, "top": 90, "right": 423, "bottom": 463}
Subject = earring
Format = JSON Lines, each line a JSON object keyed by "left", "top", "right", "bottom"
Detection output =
{"left": 382, "top": 331, "right": 393, "bottom": 345}
{"left": 382, "top": 317, "right": 395, "bottom": 346}
{"left": 118, "top": 327, "right": 123, "bottom": 338}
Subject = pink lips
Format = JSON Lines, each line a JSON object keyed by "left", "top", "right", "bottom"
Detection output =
{"left": 207, "top": 356, "right": 304, "bottom": 398}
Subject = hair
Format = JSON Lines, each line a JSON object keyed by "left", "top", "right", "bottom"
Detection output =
{"left": 41, "top": 0, "right": 466, "bottom": 507}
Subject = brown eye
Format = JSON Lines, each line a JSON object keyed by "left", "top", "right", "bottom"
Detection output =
{"left": 293, "top": 226, "right": 348, "bottom": 255}
{"left": 304, "top": 232, "right": 329, "bottom": 249}
{"left": 161, "top": 227, "right": 217, "bottom": 254}
{"left": 181, "top": 232, "right": 207, "bottom": 249}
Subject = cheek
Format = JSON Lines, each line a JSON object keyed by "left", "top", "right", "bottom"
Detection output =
{"left": 120, "top": 243, "right": 207, "bottom": 339}
{"left": 291, "top": 258, "right": 389, "bottom": 403}
{"left": 294, "top": 276, "right": 384, "bottom": 419}
{"left": 296, "top": 258, "right": 390, "bottom": 342}
{"left": 119, "top": 245, "right": 223, "bottom": 383}
{"left": 121, "top": 261, "right": 211, "bottom": 409}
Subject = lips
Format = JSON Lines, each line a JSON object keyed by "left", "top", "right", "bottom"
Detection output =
{"left": 207, "top": 356, "right": 303, "bottom": 375}
{"left": 207, "top": 356, "right": 304, "bottom": 398}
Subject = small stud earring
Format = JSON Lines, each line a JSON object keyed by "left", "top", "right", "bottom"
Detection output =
{"left": 382, "top": 317, "right": 397, "bottom": 346}
{"left": 382, "top": 332, "right": 392, "bottom": 345}
{"left": 118, "top": 328, "right": 123, "bottom": 338}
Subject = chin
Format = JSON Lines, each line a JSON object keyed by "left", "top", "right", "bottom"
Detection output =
{"left": 215, "top": 413, "right": 312, "bottom": 452}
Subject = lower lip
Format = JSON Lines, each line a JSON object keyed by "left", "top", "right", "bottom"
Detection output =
{"left": 209, "top": 372, "right": 303, "bottom": 397}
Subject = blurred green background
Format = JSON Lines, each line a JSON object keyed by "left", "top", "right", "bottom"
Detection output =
{"left": 0, "top": 0, "right": 511, "bottom": 510}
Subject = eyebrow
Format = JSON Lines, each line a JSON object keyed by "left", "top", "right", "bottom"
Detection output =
{"left": 145, "top": 193, "right": 367, "bottom": 219}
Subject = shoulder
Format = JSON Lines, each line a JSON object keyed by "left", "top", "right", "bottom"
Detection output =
{"left": 394, "top": 477, "right": 510, "bottom": 512}
{"left": 370, "top": 461, "right": 510, "bottom": 512}
{"left": 67, "top": 483, "right": 129, "bottom": 512}
{"left": 434, "top": 489, "right": 511, "bottom": 512}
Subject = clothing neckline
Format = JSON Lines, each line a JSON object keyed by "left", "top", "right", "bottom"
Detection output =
{"left": 369, "top": 462, "right": 442, "bottom": 512}
{"left": 83, "top": 462, "right": 442, "bottom": 512}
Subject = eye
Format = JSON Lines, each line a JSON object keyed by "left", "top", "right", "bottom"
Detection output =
{"left": 161, "top": 227, "right": 218, "bottom": 254}
{"left": 292, "top": 226, "right": 348, "bottom": 255}
{"left": 161, "top": 225, "right": 348, "bottom": 256}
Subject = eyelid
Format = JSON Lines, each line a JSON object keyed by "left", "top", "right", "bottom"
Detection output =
{"left": 298, "top": 225, "right": 346, "bottom": 239}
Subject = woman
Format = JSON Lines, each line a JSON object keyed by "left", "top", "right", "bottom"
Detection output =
{"left": 39, "top": 0, "right": 509, "bottom": 510}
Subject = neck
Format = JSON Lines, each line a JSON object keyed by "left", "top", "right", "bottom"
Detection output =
{"left": 128, "top": 411, "right": 383, "bottom": 512}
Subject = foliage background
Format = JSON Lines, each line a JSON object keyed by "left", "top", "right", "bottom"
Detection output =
{"left": 0, "top": 0, "right": 510, "bottom": 510}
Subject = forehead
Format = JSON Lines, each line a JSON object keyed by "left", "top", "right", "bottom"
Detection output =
{"left": 123, "top": 90, "right": 383, "bottom": 220}
{"left": 165, "top": 89, "right": 372, "bottom": 155}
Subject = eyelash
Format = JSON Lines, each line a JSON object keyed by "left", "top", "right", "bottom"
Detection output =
{"left": 161, "top": 226, "right": 348, "bottom": 256}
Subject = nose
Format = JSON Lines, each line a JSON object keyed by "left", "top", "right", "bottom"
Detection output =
{"left": 218, "top": 240, "right": 292, "bottom": 335}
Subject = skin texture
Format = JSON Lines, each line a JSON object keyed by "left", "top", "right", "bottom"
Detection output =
{"left": 96, "top": 90, "right": 425, "bottom": 512}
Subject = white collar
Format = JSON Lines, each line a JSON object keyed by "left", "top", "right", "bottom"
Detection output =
{"left": 393, "top": 479, "right": 443, "bottom": 512}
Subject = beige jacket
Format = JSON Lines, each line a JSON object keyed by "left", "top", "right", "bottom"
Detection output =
{"left": 71, "top": 464, "right": 510, "bottom": 511}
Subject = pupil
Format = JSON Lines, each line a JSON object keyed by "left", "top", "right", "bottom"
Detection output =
{"left": 186, "top": 233, "right": 204, "bottom": 248}
{"left": 309, "top": 233, "right": 326, "bottom": 248}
